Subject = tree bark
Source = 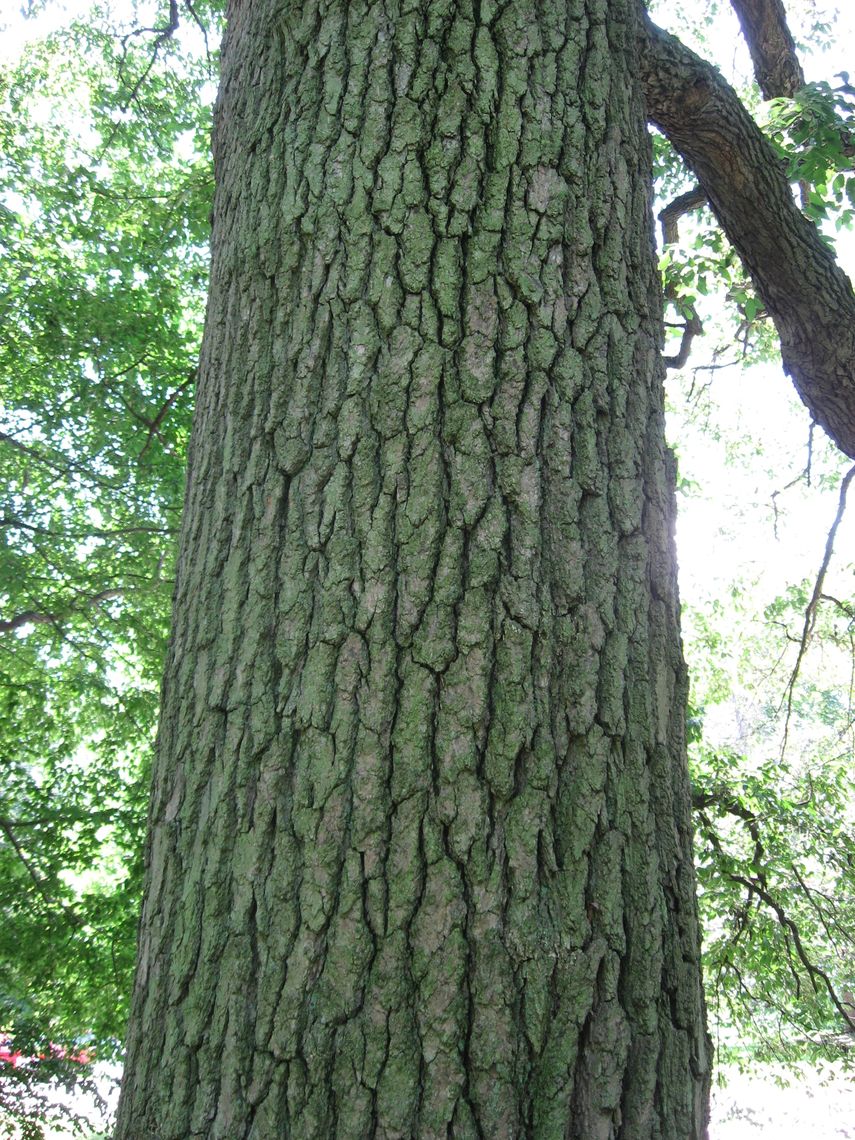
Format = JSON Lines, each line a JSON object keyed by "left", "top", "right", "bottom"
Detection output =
{"left": 640, "top": 13, "right": 855, "bottom": 459}
{"left": 115, "top": 0, "right": 710, "bottom": 1136}
{"left": 728, "top": 0, "right": 804, "bottom": 99}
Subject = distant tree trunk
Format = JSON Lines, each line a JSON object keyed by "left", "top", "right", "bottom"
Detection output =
{"left": 115, "top": 0, "right": 710, "bottom": 1136}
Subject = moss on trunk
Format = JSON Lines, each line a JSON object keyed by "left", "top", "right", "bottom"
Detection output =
{"left": 116, "top": 0, "right": 710, "bottom": 1135}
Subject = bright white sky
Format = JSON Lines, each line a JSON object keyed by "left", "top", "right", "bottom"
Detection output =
{"left": 0, "top": 0, "right": 89, "bottom": 62}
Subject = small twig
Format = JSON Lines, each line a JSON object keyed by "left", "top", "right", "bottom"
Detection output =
{"left": 99, "top": 0, "right": 181, "bottom": 154}
{"left": 658, "top": 187, "right": 707, "bottom": 370}
{"left": 819, "top": 593, "right": 855, "bottom": 616}
{"left": 138, "top": 371, "right": 195, "bottom": 461}
{"left": 0, "top": 516, "right": 176, "bottom": 541}
{"left": 791, "top": 863, "right": 853, "bottom": 969}
{"left": 117, "top": 0, "right": 180, "bottom": 110}
{"left": 729, "top": 872, "right": 854, "bottom": 1027}
{"left": 1, "top": 586, "right": 129, "bottom": 636}
{"left": 182, "top": 0, "right": 212, "bottom": 66}
{"left": 770, "top": 432, "right": 815, "bottom": 537}
{"left": 781, "top": 463, "right": 855, "bottom": 754}
{"left": 0, "top": 429, "right": 126, "bottom": 492}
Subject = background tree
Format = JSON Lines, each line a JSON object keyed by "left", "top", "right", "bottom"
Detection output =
{"left": 650, "top": 0, "right": 855, "bottom": 1063}
{"left": 0, "top": 6, "right": 218, "bottom": 1132}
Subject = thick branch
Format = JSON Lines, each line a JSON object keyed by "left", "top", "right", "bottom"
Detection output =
{"left": 0, "top": 609, "right": 57, "bottom": 635}
{"left": 659, "top": 185, "right": 707, "bottom": 245}
{"left": 640, "top": 15, "right": 855, "bottom": 459}
{"left": 0, "top": 587, "right": 126, "bottom": 635}
{"left": 729, "top": 0, "right": 805, "bottom": 99}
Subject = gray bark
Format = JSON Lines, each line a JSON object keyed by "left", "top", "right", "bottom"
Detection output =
{"left": 115, "top": 0, "right": 710, "bottom": 1135}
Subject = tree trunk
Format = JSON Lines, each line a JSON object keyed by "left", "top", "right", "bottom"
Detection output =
{"left": 115, "top": 0, "right": 710, "bottom": 1136}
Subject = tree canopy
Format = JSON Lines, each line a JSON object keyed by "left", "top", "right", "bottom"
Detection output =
{"left": 0, "top": 4, "right": 218, "bottom": 1130}
{"left": 1, "top": 0, "right": 855, "bottom": 1133}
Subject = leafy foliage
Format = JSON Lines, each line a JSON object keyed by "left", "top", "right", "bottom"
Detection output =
{"left": 694, "top": 743, "right": 855, "bottom": 1063}
{"left": 764, "top": 79, "right": 855, "bottom": 228}
{"left": 0, "top": 2, "right": 219, "bottom": 1130}
{"left": 671, "top": 365, "right": 855, "bottom": 1064}
{"left": 648, "top": 0, "right": 855, "bottom": 1062}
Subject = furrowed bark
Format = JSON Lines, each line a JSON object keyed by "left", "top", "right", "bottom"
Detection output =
{"left": 728, "top": 0, "right": 804, "bottom": 99}
{"left": 116, "top": 0, "right": 711, "bottom": 1135}
{"left": 640, "top": 14, "right": 855, "bottom": 459}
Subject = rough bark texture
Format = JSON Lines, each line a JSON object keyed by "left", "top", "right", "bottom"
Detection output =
{"left": 116, "top": 0, "right": 710, "bottom": 1136}
{"left": 728, "top": 0, "right": 804, "bottom": 99}
{"left": 640, "top": 14, "right": 855, "bottom": 460}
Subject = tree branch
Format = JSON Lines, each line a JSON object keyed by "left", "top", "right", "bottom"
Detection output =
{"left": 781, "top": 463, "right": 855, "bottom": 751}
{"left": 640, "top": 14, "right": 855, "bottom": 458}
{"left": 0, "top": 610, "right": 57, "bottom": 635}
{"left": 0, "top": 587, "right": 129, "bottom": 636}
{"left": 117, "top": 0, "right": 180, "bottom": 112}
{"left": 659, "top": 185, "right": 707, "bottom": 245}
{"left": 729, "top": 0, "right": 805, "bottom": 100}
{"left": 728, "top": 872, "right": 854, "bottom": 1027}
{"left": 0, "top": 819, "right": 80, "bottom": 927}
{"left": 659, "top": 188, "right": 706, "bottom": 368}
{"left": 664, "top": 311, "right": 704, "bottom": 370}
{"left": 137, "top": 371, "right": 195, "bottom": 461}
{"left": 0, "top": 515, "right": 176, "bottom": 541}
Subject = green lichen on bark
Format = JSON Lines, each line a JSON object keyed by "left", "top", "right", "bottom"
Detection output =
{"left": 115, "top": 0, "right": 711, "bottom": 1136}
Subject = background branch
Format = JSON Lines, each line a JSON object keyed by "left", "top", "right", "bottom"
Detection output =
{"left": 640, "top": 14, "right": 855, "bottom": 458}
{"left": 728, "top": 0, "right": 805, "bottom": 99}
